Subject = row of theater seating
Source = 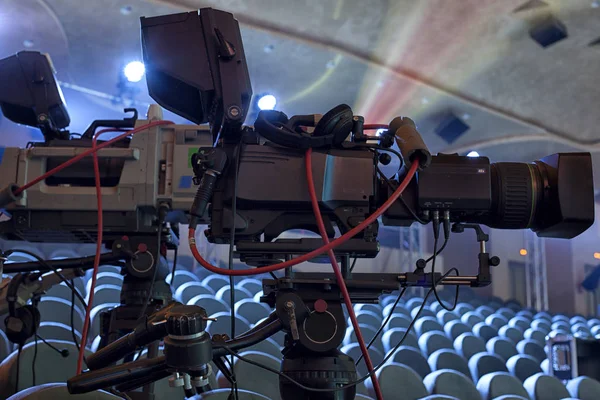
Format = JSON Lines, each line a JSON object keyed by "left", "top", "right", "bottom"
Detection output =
{"left": 2, "top": 258, "right": 600, "bottom": 399}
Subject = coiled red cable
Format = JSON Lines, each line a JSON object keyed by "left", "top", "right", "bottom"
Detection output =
{"left": 304, "top": 147, "right": 383, "bottom": 399}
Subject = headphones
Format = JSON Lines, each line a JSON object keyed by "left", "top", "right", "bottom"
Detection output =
{"left": 4, "top": 273, "right": 40, "bottom": 346}
{"left": 254, "top": 104, "right": 354, "bottom": 149}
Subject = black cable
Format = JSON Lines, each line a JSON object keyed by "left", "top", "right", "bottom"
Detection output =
{"left": 227, "top": 143, "right": 242, "bottom": 400}
{"left": 32, "top": 329, "right": 38, "bottom": 386}
{"left": 424, "top": 236, "right": 448, "bottom": 263}
{"left": 223, "top": 354, "right": 240, "bottom": 395}
{"left": 15, "top": 344, "right": 22, "bottom": 393}
{"left": 223, "top": 268, "right": 459, "bottom": 393}
{"left": 376, "top": 164, "right": 427, "bottom": 225}
{"left": 269, "top": 272, "right": 278, "bottom": 280}
{"left": 70, "top": 284, "right": 88, "bottom": 367}
{"left": 349, "top": 258, "right": 358, "bottom": 273}
{"left": 355, "top": 286, "right": 407, "bottom": 365}
{"left": 169, "top": 247, "right": 178, "bottom": 289}
{"left": 430, "top": 236, "right": 460, "bottom": 311}
{"left": 4, "top": 249, "right": 87, "bottom": 308}
{"left": 35, "top": 333, "right": 67, "bottom": 355}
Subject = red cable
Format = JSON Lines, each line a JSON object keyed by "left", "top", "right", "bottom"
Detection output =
{"left": 188, "top": 158, "right": 419, "bottom": 276}
{"left": 304, "top": 148, "right": 383, "bottom": 399}
{"left": 363, "top": 124, "right": 389, "bottom": 130}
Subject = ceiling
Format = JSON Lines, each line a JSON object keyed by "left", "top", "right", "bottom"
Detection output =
{"left": 1, "top": 0, "right": 600, "bottom": 184}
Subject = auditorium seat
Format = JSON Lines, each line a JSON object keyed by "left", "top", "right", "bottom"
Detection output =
{"left": 28, "top": 322, "right": 81, "bottom": 344}
{"left": 192, "top": 388, "right": 270, "bottom": 399}
{"left": 444, "top": 320, "right": 471, "bottom": 341}
{"left": 571, "top": 322, "right": 591, "bottom": 335}
{"left": 387, "top": 313, "right": 413, "bottom": 330}
{"left": 506, "top": 354, "right": 542, "bottom": 382}
{"left": 591, "top": 325, "right": 600, "bottom": 336}
{"left": 523, "top": 373, "right": 571, "bottom": 400}
{"left": 508, "top": 317, "right": 530, "bottom": 332}
{"left": 498, "top": 326, "right": 524, "bottom": 345}
{"left": 587, "top": 318, "right": 600, "bottom": 328}
{"left": 383, "top": 303, "right": 410, "bottom": 319}
{"left": 406, "top": 297, "right": 425, "bottom": 311}
{"left": 351, "top": 310, "right": 383, "bottom": 329}
{"left": 382, "top": 328, "right": 419, "bottom": 352}
{"left": 234, "top": 299, "right": 271, "bottom": 323}
{"left": 0, "top": 340, "right": 92, "bottom": 399}
{"left": 0, "top": 330, "right": 11, "bottom": 362}
{"left": 533, "top": 311, "right": 552, "bottom": 322}
{"left": 339, "top": 343, "right": 383, "bottom": 377}
{"left": 365, "top": 362, "right": 428, "bottom": 400}
{"left": 468, "top": 352, "right": 508, "bottom": 382}
{"left": 411, "top": 306, "right": 436, "bottom": 319}
{"left": 45, "top": 282, "right": 84, "bottom": 300}
{"left": 37, "top": 297, "right": 84, "bottom": 333}
{"left": 6, "top": 383, "right": 120, "bottom": 400}
{"left": 166, "top": 269, "right": 199, "bottom": 287}
{"left": 516, "top": 339, "right": 546, "bottom": 363}
{"left": 530, "top": 319, "right": 551, "bottom": 333}
{"left": 540, "top": 359, "right": 550, "bottom": 374}
{"left": 473, "top": 322, "right": 499, "bottom": 343}
{"left": 422, "top": 370, "right": 479, "bottom": 400}
{"left": 486, "top": 337, "right": 518, "bottom": 362}
{"left": 175, "top": 281, "right": 214, "bottom": 304}
{"left": 454, "top": 333, "right": 486, "bottom": 360}
{"left": 354, "top": 304, "right": 382, "bottom": 316}
{"left": 415, "top": 317, "right": 444, "bottom": 336}
{"left": 215, "top": 286, "right": 254, "bottom": 305}
{"left": 187, "top": 295, "right": 230, "bottom": 315}
{"left": 565, "top": 376, "right": 600, "bottom": 400}
{"left": 86, "top": 272, "right": 123, "bottom": 292}
{"left": 453, "top": 303, "right": 474, "bottom": 316}
{"left": 496, "top": 308, "right": 516, "bottom": 321}
{"left": 344, "top": 325, "right": 382, "bottom": 353}
{"left": 570, "top": 316, "right": 587, "bottom": 326}
{"left": 515, "top": 309, "right": 533, "bottom": 320}
{"left": 476, "top": 372, "right": 529, "bottom": 400}
{"left": 552, "top": 315, "right": 569, "bottom": 324}
{"left": 551, "top": 320, "right": 570, "bottom": 332}
{"left": 461, "top": 311, "right": 484, "bottom": 327}
{"left": 474, "top": 306, "right": 493, "bottom": 317}
{"left": 88, "top": 284, "right": 120, "bottom": 307}
{"left": 524, "top": 328, "right": 547, "bottom": 345}
{"left": 207, "top": 312, "right": 251, "bottom": 337}
{"left": 218, "top": 351, "right": 281, "bottom": 400}
{"left": 235, "top": 278, "right": 263, "bottom": 296}
{"left": 387, "top": 346, "right": 431, "bottom": 379}
{"left": 201, "top": 276, "right": 232, "bottom": 293}
{"left": 437, "top": 309, "right": 459, "bottom": 326}
{"left": 419, "top": 331, "right": 454, "bottom": 357}
{"left": 245, "top": 338, "right": 281, "bottom": 360}
{"left": 486, "top": 315, "right": 509, "bottom": 330}
{"left": 428, "top": 349, "right": 471, "bottom": 378}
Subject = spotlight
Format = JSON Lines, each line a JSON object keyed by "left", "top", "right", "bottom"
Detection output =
{"left": 257, "top": 94, "right": 277, "bottom": 110}
{"left": 123, "top": 61, "right": 145, "bottom": 83}
{"left": 520, "top": 248, "right": 528, "bottom": 256}
{"left": 467, "top": 151, "right": 479, "bottom": 157}
{"left": 594, "top": 252, "right": 600, "bottom": 260}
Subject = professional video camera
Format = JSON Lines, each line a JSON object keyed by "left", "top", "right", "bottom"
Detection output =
{"left": 0, "top": 7, "right": 595, "bottom": 400}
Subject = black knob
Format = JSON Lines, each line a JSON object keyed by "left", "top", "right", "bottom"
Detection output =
{"left": 415, "top": 259, "right": 426, "bottom": 270}
{"left": 489, "top": 256, "right": 500, "bottom": 267}
{"left": 378, "top": 153, "right": 392, "bottom": 165}
{"left": 166, "top": 304, "right": 208, "bottom": 336}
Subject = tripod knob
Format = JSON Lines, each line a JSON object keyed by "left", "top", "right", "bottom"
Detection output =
{"left": 166, "top": 304, "right": 208, "bottom": 337}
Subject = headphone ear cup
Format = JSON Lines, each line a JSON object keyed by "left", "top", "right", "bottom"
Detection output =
{"left": 314, "top": 104, "right": 354, "bottom": 145}
{"left": 5, "top": 306, "right": 39, "bottom": 345}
